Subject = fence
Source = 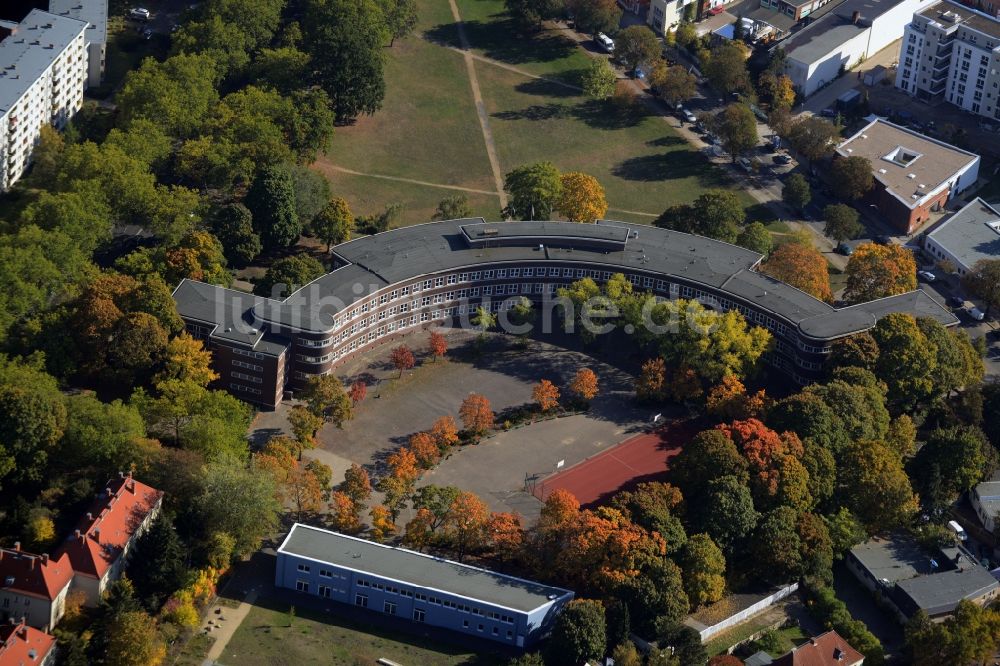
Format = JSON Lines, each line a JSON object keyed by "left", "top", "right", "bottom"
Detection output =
{"left": 695, "top": 582, "right": 800, "bottom": 642}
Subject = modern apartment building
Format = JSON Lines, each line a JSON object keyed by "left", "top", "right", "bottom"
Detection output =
{"left": 895, "top": 0, "right": 1000, "bottom": 121}
{"left": 275, "top": 523, "right": 574, "bottom": 647}
{"left": 173, "top": 219, "right": 958, "bottom": 410}
{"left": 0, "top": 9, "right": 88, "bottom": 192}
{"left": 48, "top": 0, "right": 108, "bottom": 88}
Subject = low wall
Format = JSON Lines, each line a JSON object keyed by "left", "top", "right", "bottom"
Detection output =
{"left": 695, "top": 583, "right": 800, "bottom": 642}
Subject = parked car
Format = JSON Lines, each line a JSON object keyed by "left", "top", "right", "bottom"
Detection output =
{"left": 683, "top": 109, "right": 697, "bottom": 124}
{"left": 773, "top": 154, "right": 792, "bottom": 165}
{"left": 836, "top": 243, "right": 854, "bottom": 256}
{"left": 875, "top": 235, "right": 892, "bottom": 245}
{"left": 129, "top": 7, "right": 150, "bottom": 19}
{"left": 819, "top": 108, "right": 836, "bottom": 118}
{"left": 917, "top": 270, "right": 936, "bottom": 282}
{"left": 968, "top": 306, "right": 986, "bottom": 321}
{"left": 596, "top": 33, "right": 615, "bottom": 52}
{"left": 737, "top": 157, "right": 753, "bottom": 173}
{"left": 947, "top": 295, "right": 965, "bottom": 308}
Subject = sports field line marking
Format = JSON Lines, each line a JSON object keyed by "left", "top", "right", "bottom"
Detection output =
{"left": 446, "top": 0, "right": 508, "bottom": 212}
{"left": 318, "top": 165, "right": 659, "bottom": 218}
{"left": 605, "top": 450, "right": 644, "bottom": 475}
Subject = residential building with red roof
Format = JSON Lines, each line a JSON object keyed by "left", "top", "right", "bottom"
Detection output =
{"left": 58, "top": 473, "right": 163, "bottom": 606}
{"left": 0, "top": 546, "right": 73, "bottom": 632}
{"left": 772, "top": 630, "right": 864, "bottom": 666}
{"left": 0, "top": 619, "right": 56, "bottom": 666}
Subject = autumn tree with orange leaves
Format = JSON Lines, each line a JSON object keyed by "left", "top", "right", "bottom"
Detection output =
{"left": 706, "top": 374, "right": 770, "bottom": 421}
{"left": 569, "top": 368, "right": 599, "bottom": 402}
{"left": 487, "top": 512, "right": 524, "bottom": 562}
{"left": 428, "top": 330, "right": 448, "bottom": 361}
{"left": 459, "top": 393, "right": 494, "bottom": 439}
{"left": 761, "top": 242, "right": 833, "bottom": 303}
{"left": 349, "top": 380, "right": 367, "bottom": 406}
{"left": 287, "top": 466, "right": 324, "bottom": 520}
{"left": 409, "top": 431, "right": 440, "bottom": 469}
{"left": 340, "top": 464, "right": 372, "bottom": 507}
{"left": 636, "top": 358, "right": 666, "bottom": 402}
{"left": 844, "top": 242, "right": 917, "bottom": 304}
{"left": 429, "top": 415, "right": 459, "bottom": 450}
{"left": 441, "top": 491, "right": 491, "bottom": 561}
{"left": 716, "top": 419, "right": 811, "bottom": 510}
{"left": 369, "top": 505, "right": 395, "bottom": 542}
{"left": 557, "top": 172, "right": 608, "bottom": 223}
{"left": 390, "top": 344, "right": 415, "bottom": 377}
{"left": 533, "top": 379, "right": 561, "bottom": 412}
{"left": 329, "top": 491, "right": 361, "bottom": 532}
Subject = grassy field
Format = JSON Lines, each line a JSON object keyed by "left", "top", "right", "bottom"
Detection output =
{"left": 315, "top": 0, "right": 755, "bottom": 227}
{"left": 705, "top": 617, "right": 808, "bottom": 657}
{"left": 221, "top": 602, "right": 503, "bottom": 666}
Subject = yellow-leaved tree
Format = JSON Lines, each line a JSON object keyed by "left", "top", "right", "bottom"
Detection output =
{"left": 557, "top": 172, "right": 608, "bottom": 223}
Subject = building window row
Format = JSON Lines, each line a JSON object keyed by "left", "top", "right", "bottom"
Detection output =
{"left": 229, "top": 383, "right": 262, "bottom": 395}
{"left": 232, "top": 360, "right": 263, "bottom": 372}
{"left": 231, "top": 371, "right": 262, "bottom": 383}
{"left": 233, "top": 348, "right": 266, "bottom": 360}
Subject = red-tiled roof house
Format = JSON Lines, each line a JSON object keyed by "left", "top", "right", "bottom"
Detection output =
{"left": 0, "top": 546, "right": 73, "bottom": 633}
{"left": 0, "top": 619, "right": 56, "bottom": 666}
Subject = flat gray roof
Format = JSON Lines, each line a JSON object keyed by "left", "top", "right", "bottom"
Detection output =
{"left": 48, "top": 0, "right": 106, "bottom": 46}
{"left": 278, "top": 524, "right": 572, "bottom": 613}
{"left": 926, "top": 198, "right": 1000, "bottom": 271}
{"left": 0, "top": 9, "right": 87, "bottom": 113}
{"left": 896, "top": 549, "right": 998, "bottom": 616}
{"left": 851, "top": 534, "right": 932, "bottom": 583}
{"left": 172, "top": 219, "right": 957, "bottom": 342}
{"left": 784, "top": 0, "right": 907, "bottom": 66}
{"left": 974, "top": 481, "right": 1000, "bottom": 516}
{"left": 918, "top": 1, "right": 1000, "bottom": 40}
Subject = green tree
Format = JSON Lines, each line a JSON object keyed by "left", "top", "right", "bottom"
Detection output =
{"left": 567, "top": 0, "right": 621, "bottom": 35}
{"left": 681, "top": 534, "right": 726, "bottom": 608}
{"left": 917, "top": 317, "right": 984, "bottom": 395}
{"left": 749, "top": 506, "right": 806, "bottom": 583}
{"left": 506, "top": 0, "right": 565, "bottom": 32}
{"left": 695, "top": 475, "right": 758, "bottom": 555}
{"left": 671, "top": 429, "right": 750, "bottom": 498}
{"left": 614, "top": 25, "right": 661, "bottom": 75}
{"left": 839, "top": 438, "right": 918, "bottom": 532}
{"left": 313, "top": 197, "right": 353, "bottom": 251}
{"left": 303, "top": 0, "right": 388, "bottom": 119}
{"left": 301, "top": 375, "right": 353, "bottom": 427}
{"left": 380, "top": 0, "right": 418, "bottom": 46}
{"left": 117, "top": 53, "right": 220, "bottom": 138}
{"left": 503, "top": 162, "right": 563, "bottom": 220}
{"left": 767, "top": 392, "right": 849, "bottom": 454}
{"left": 246, "top": 163, "right": 300, "bottom": 251}
{"left": 546, "top": 599, "right": 606, "bottom": 666}
{"left": 212, "top": 203, "right": 261, "bottom": 267}
{"left": 20, "top": 189, "right": 113, "bottom": 256}
{"left": 624, "top": 559, "right": 689, "bottom": 636}
{"left": 433, "top": 194, "right": 473, "bottom": 221}
{"left": 830, "top": 156, "right": 874, "bottom": 201}
{"left": 912, "top": 426, "right": 989, "bottom": 514}
{"left": 170, "top": 13, "right": 254, "bottom": 78}
{"left": 871, "top": 313, "right": 938, "bottom": 411}
{"left": 703, "top": 41, "right": 750, "bottom": 94}
{"left": 823, "top": 203, "right": 863, "bottom": 242}
{"left": 711, "top": 103, "right": 759, "bottom": 162}
{"left": 59, "top": 393, "right": 148, "bottom": 478}
{"left": 829, "top": 331, "right": 880, "bottom": 372}
{"left": 196, "top": 456, "right": 282, "bottom": 558}
{"left": 656, "top": 190, "right": 746, "bottom": 243}
{"left": 0, "top": 359, "right": 68, "bottom": 487}
{"left": 581, "top": 58, "right": 617, "bottom": 100}
{"left": 736, "top": 221, "right": 773, "bottom": 256}
{"left": 961, "top": 258, "right": 1000, "bottom": 316}
{"left": 252, "top": 47, "right": 311, "bottom": 94}
{"left": 650, "top": 64, "right": 697, "bottom": 106}
{"left": 291, "top": 165, "right": 333, "bottom": 228}
{"left": 782, "top": 173, "right": 812, "bottom": 211}
{"left": 787, "top": 116, "right": 840, "bottom": 169}
{"left": 824, "top": 507, "right": 866, "bottom": 557}
{"left": 129, "top": 515, "right": 188, "bottom": 608}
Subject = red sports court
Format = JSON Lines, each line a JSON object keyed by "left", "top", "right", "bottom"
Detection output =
{"left": 531, "top": 419, "right": 697, "bottom": 507}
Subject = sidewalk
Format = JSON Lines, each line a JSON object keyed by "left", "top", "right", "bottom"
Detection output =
{"left": 201, "top": 589, "right": 258, "bottom": 665}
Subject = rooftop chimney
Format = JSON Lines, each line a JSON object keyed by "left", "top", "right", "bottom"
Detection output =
{"left": 86, "top": 512, "right": 93, "bottom": 521}
{"left": 13, "top": 542, "right": 19, "bottom": 552}
{"left": 852, "top": 10, "right": 860, "bottom": 23}
{"left": 40, "top": 554, "right": 48, "bottom": 565}
{"left": 73, "top": 529, "right": 81, "bottom": 540}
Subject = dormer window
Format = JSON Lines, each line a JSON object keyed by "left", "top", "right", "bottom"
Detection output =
{"left": 884, "top": 146, "right": 922, "bottom": 166}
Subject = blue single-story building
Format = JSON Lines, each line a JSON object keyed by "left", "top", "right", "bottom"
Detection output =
{"left": 274, "top": 523, "right": 574, "bottom": 647}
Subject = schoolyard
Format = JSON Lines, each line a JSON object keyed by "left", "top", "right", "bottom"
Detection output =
{"left": 316, "top": 0, "right": 755, "bottom": 227}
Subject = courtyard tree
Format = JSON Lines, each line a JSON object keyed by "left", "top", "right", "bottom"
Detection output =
{"left": 313, "top": 197, "right": 353, "bottom": 252}
{"left": 546, "top": 599, "right": 607, "bottom": 666}
{"left": 154, "top": 333, "right": 217, "bottom": 387}
{"left": 581, "top": 58, "right": 617, "bottom": 100}
{"left": 441, "top": 490, "right": 491, "bottom": 560}
{"left": 379, "top": 0, "right": 418, "bottom": 46}
{"left": 711, "top": 103, "right": 759, "bottom": 162}
{"left": 840, "top": 438, "right": 919, "bottom": 532}
{"left": 787, "top": 116, "right": 841, "bottom": 170}
{"left": 459, "top": 393, "right": 494, "bottom": 438}
{"left": 782, "top": 173, "right": 812, "bottom": 212}
{"left": 830, "top": 156, "right": 874, "bottom": 201}
{"left": 844, "top": 243, "right": 917, "bottom": 303}
{"left": 503, "top": 162, "right": 563, "bottom": 220}
{"left": 390, "top": 344, "right": 415, "bottom": 377}
{"left": 569, "top": 368, "right": 599, "bottom": 402}
{"left": 761, "top": 241, "right": 833, "bottom": 302}
{"left": 428, "top": 330, "right": 448, "bottom": 361}
{"left": 533, "top": 379, "right": 561, "bottom": 412}
{"left": 369, "top": 505, "right": 395, "bottom": 541}
{"left": 650, "top": 64, "right": 697, "bottom": 106}
{"left": 409, "top": 431, "right": 440, "bottom": 468}
{"left": 288, "top": 404, "right": 324, "bottom": 450}
{"left": 961, "top": 258, "right": 1000, "bottom": 316}
{"left": 212, "top": 203, "right": 261, "bottom": 266}
{"left": 736, "top": 222, "right": 773, "bottom": 256}
{"left": 302, "top": 0, "right": 388, "bottom": 119}
{"left": 329, "top": 490, "right": 362, "bottom": 532}
{"left": 432, "top": 194, "right": 472, "bottom": 221}
{"left": 349, "top": 379, "right": 367, "bottom": 405}
{"left": 758, "top": 71, "right": 795, "bottom": 110}
{"left": 301, "top": 375, "right": 353, "bottom": 427}
{"left": 567, "top": 0, "right": 621, "bottom": 36}
{"left": 694, "top": 475, "right": 758, "bottom": 555}
{"left": 636, "top": 357, "right": 666, "bottom": 402}
{"left": 558, "top": 172, "right": 608, "bottom": 223}
{"left": 823, "top": 203, "right": 863, "bottom": 242}
{"left": 341, "top": 463, "right": 372, "bottom": 506}
{"left": 680, "top": 533, "right": 727, "bottom": 608}
{"left": 255, "top": 255, "right": 326, "bottom": 298}
{"left": 614, "top": 25, "right": 661, "bottom": 75}
{"left": 703, "top": 40, "right": 750, "bottom": 94}
{"left": 430, "top": 415, "right": 460, "bottom": 450}
{"left": 506, "top": 0, "right": 564, "bottom": 32}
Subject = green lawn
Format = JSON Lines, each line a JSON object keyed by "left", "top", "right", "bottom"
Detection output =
{"left": 705, "top": 617, "right": 807, "bottom": 657}
{"left": 221, "top": 602, "right": 503, "bottom": 666}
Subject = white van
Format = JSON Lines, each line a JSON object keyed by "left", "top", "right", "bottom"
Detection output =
{"left": 948, "top": 520, "right": 968, "bottom": 541}
{"left": 969, "top": 306, "right": 986, "bottom": 321}
{"left": 596, "top": 33, "right": 615, "bottom": 53}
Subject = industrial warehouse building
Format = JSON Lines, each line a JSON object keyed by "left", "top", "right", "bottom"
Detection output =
{"left": 275, "top": 524, "right": 574, "bottom": 647}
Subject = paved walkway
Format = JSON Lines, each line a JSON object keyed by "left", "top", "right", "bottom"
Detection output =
{"left": 201, "top": 589, "right": 258, "bottom": 665}
{"left": 447, "top": 0, "right": 508, "bottom": 212}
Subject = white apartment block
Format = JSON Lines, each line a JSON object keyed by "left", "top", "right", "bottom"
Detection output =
{"left": 0, "top": 9, "right": 88, "bottom": 192}
{"left": 48, "top": 0, "right": 108, "bottom": 88}
{"left": 648, "top": 0, "right": 699, "bottom": 34}
{"left": 896, "top": 1, "right": 1000, "bottom": 121}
